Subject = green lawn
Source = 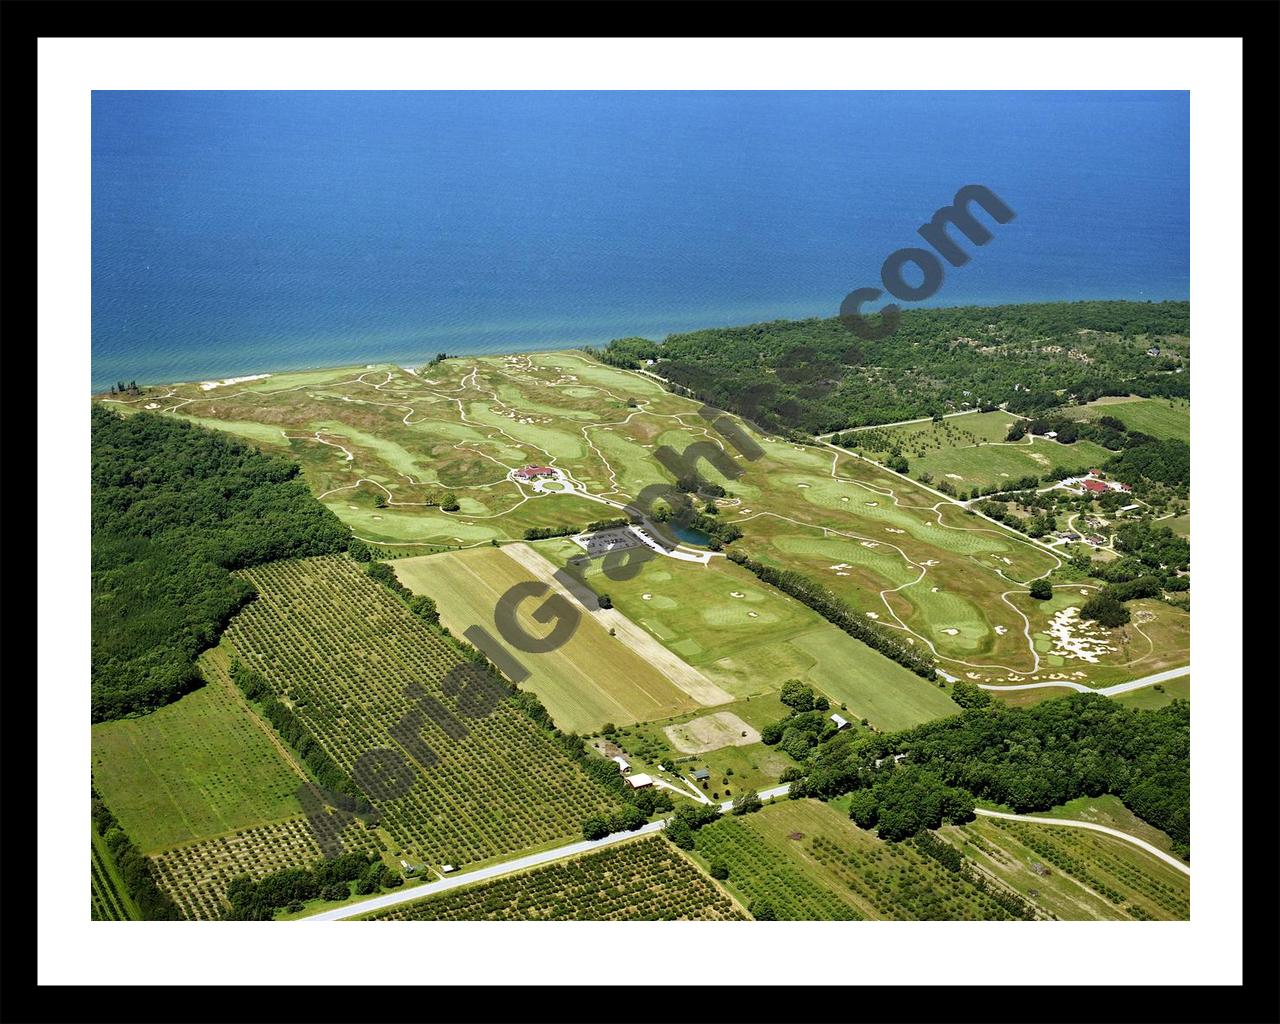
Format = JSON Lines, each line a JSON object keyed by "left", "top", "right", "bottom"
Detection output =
{"left": 1112, "top": 675, "right": 1190, "bottom": 710}
{"left": 1064, "top": 396, "right": 1190, "bottom": 441}
{"left": 91, "top": 656, "right": 305, "bottom": 853}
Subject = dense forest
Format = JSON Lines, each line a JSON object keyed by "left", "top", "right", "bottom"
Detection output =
{"left": 91, "top": 407, "right": 351, "bottom": 721}
{"left": 592, "top": 300, "right": 1189, "bottom": 434}
{"left": 789, "top": 694, "right": 1190, "bottom": 858}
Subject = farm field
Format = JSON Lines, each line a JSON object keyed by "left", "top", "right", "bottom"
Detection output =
{"left": 151, "top": 815, "right": 384, "bottom": 920}
{"left": 942, "top": 816, "right": 1189, "bottom": 920}
{"left": 542, "top": 538, "right": 960, "bottom": 728}
{"left": 1063, "top": 396, "right": 1190, "bottom": 441}
{"left": 90, "top": 665, "right": 307, "bottom": 853}
{"left": 223, "top": 554, "right": 624, "bottom": 871}
{"left": 91, "top": 831, "right": 140, "bottom": 921}
{"left": 361, "top": 835, "right": 745, "bottom": 921}
{"left": 393, "top": 546, "right": 701, "bottom": 733}
{"left": 690, "top": 798, "right": 1036, "bottom": 920}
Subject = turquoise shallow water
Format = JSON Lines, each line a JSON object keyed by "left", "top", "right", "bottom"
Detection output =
{"left": 92, "top": 91, "right": 1188, "bottom": 391}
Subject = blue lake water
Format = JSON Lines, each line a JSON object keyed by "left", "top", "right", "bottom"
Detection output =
{"left": 670, "top": 524, "right": 713, "bottom": 548}
{"left": 92, "top": 91, "right": 1189, "bottom": 391}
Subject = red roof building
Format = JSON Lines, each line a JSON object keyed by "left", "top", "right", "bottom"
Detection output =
{"left": 1081, "top": 479, "right": 1107, "bottom": 494}
{"left": 1088, "top": 469, "right": 1104, "bottom": 477}
{"left": 515, "top": 465, "right": 556, "bottom": 480}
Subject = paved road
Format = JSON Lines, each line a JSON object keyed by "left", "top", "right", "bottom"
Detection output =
{"left": 301, "top": 819, "right": 669, "bottom": 921}
{"left": 973, "top": 809, "right": 1190, "bottom": 876}
{"left": 296, "top": 782, "right": 1185, "bottom": 921}
{"left": 299, "top": 783, "right": 794, "bottom": 922}
{"left": 977, "top": 665, "right": 1190, "bottom": 697}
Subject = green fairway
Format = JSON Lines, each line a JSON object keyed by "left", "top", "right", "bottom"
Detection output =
{"left": 90, "top": 663, "right": 305, "bottom": 853}
{"left": 394, "top": 547, "right": 700, "bottom": 732}
{"left": 547, "top": 539, "right": 959, "bottom": 729}
{"left": 1064, "top": 396, "right": 1190, "bottom": 441}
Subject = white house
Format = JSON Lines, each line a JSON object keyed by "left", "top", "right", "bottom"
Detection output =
{"left": 624, "top": 773, "right": 653, "bottom": 789}
{"left": 830, "top": 713, "right": 850, "bottom": 730}
{"left": 611, "top": 755, "right": 632, "bottom": 775}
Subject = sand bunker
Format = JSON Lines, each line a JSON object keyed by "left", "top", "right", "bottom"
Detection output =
{"left": 664, "top": 711, "right": 760, "bottom": 754}
{"left": 945, "top": 473, "right": 963, "bottom": 480}
{"left": 994, "top": 625, "right": 1008, "bottom": 635}
{"left": 748, "top": 611, "right": 759, "bottom": 618}
{"left": 145, "top": 402, "right": 160, "bottom": 409}
{"left": 797, "top": 483, "right": 810, "bottom": 488}
{"left": 886, "top": 528, "right": 905, "bottom": 534}
{"left": 865, "top": 612, "right": 880, "bottom": 619}
{"left": 1045, "top": 606, "right": 1116, "bottom": 663}
{"left": 942, "top": 628, "right": 960, "bottom": 636}
{"left": 729, "top": 591, "right": 745, "bottom": 598}
{"left": 642, "top": 593, "right": 652, "bottom": 601}
{"left": 199, "top": 373, "right": 271, "bottom": 391}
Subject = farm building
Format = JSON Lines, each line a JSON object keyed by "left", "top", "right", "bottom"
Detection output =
{"left": 830, "top": 714, "right": 851, "bottom": 731}
{"left": 1088, "top": 468, "right": 1104, "bottom": 478}
{"left": 1081, "top": 479, "right": 1108, "bottom": 495}
{"left": 1146, "top": 346, "right": 1161, "bottom": 357}
{"left": 691, "top": 768, "right": 711, "bottom": 782}
{"left": 624, "top": 773, "right": 653, "bottom": 790}
{"left": 514, "top": 465, "right": 557, "bottom": 480}
{"left": 874, "top": 753, "right": 909, "bottom": 769}
{"left": 611, "top": 755, "right": 632, "bottom": 775}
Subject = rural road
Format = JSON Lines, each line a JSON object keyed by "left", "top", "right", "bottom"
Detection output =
{"left": 973, "top": 809, "right": 1191, "bottom": 876}
{"left": 977, "top": 665, "right": 1190, "bottom": 697}
{"left": 300, "top": 783, "right": 794, "bottom": 922}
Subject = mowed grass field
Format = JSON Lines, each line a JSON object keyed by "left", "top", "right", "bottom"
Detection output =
{"left": 851, "top": 411, "right": 1115, "bottom": 491}
{"left": 90, "top": 663, "right": 305, "bottom": 853}
{"left": 1064, "top": 396, "right": 1190, "bottom": 441}
{"left": 1112, "top": 675, "right": 1190, "bottom": 710}
{"left": 544, "top": 539, "right": 959, "bottom": 731}
{"left": 394, "top": 547, "right": 700, "bottom": 733}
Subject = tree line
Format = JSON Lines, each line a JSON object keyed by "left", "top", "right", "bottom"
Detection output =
{"left": 229, "top": 658, "right": 372, "bottom": 810}
{"left": 591, "top": 301, "right": 1189, "bottom": 435}
{"left": 91, "top": 407, "right": 351, "bottom": 721}
{"left": 790, "top": 693, "right": 1189, "bottom": 859}
{"left": 726, "top": 549, "right": 936, "bottom": 679}
{"left": 223, "top": 851, "right": 392, "bottom": 919}
{"left": 91, "top": 788, "right": 182, "bottom": 919}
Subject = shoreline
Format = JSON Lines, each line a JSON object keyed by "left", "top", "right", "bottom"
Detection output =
{"left": 90, "top": 295, "right": 1190, "bottom": 396}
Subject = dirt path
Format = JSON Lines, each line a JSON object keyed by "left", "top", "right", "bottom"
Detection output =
{"left": 502, "top": 542, "right": 734, "bottom": 707}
